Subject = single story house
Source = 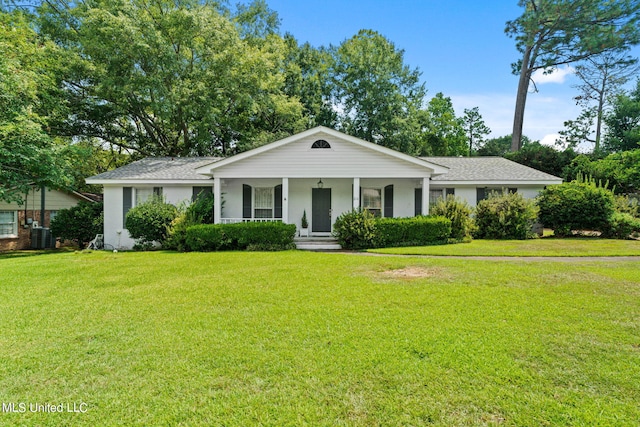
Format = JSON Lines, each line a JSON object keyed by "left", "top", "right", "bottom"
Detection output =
{"left": 86, "top": 126, "right": 562, "bottom": 249}
{"left": 0, "top": 187, "right": 97, "bottom": 251}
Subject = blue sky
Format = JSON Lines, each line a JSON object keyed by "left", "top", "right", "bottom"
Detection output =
{"left": 267, "top": 0, "right": 639, "bottom": 148}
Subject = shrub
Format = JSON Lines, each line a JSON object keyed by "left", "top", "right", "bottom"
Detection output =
{"left": 50, "top": 201, "right": 103, "bottom": 248}
{"left": 333, "top": 210, "right": 452, "bottom": 249}
{"left": 375, "top": 216, "right": 451, "bottom": 247}
{"left": 185, "top": 222, "right": 296, "bottom": 251}
{"left": 474, "top": 190, "right": 538, "bottom": 240}
{"left": 537, "top": 181, "right": 615, "bottom": 237}
{"left": 430, "top": 195, "right": 475, "bottom": 240}
{"left": 165, "top": 193, "right": 215, "bottom": 251}
{"left": 601, "top": 212, "right": 640, "bottom": 239}
{"left": 125, "top": 196, "right": 179, "bottom": 247}
{"left": 332, "top": 209, "right": 377, "bottom": 250}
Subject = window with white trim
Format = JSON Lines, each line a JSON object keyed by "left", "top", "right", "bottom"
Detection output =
{"left": 0, "top": 211, "right": 18, "bottom": 238}
{"left": 254, "top": 187, "right": 273, "bottom": 218}
{"left": 362, "top": 188, "right": 382, "bottom": 217}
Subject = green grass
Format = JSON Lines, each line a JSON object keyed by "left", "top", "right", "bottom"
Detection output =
{"left": 370, "top": 237, "right": 640, "bottom": 257}
{"left": 1, "top": 250, "right": 639, "bottom": 426}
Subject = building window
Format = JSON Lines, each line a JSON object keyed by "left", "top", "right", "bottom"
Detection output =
{"left": 135, "top": 187, "right": 162, "bottom": 206}
{"left": 254, "top": 187, "right": 273, "bottom": 218}
{"left": 362, "top": 188, "right": 382, "bottom": 217}
{"left": 311, "top": 139, "right": 331, "bottom": 149}
{"left": 0, "top": 211, "right": 18, "bottom": 238}
{"left": 429, "top": 189, "right": 445, "bottom": 206}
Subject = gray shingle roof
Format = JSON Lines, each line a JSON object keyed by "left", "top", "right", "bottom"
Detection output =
{"left": 87, "top": 157, "right": 221, "bottom": 181}
{"left": 423, "top": 156, "right": 562, "bottom": 182}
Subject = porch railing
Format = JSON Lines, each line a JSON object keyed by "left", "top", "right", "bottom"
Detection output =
{"left": 220, "top": 218, "right": 283, "bottom": 224}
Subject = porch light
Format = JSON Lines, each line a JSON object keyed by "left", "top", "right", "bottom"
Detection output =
{"left": 317, "top": 179, "right": 324, "bottom": 189}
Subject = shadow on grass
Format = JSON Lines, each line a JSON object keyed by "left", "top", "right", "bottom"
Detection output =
{"left": 0, "top": 248, "right": 76, "bottom": 260}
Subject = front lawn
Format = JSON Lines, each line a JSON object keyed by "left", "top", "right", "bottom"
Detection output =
{"left": 1, "top": 250, "right": 639, "bottom": 426}
{"left": 370, "top": 237, "right": 640, "bottom": 257}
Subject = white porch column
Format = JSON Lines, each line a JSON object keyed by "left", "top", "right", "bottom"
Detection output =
{"left": 213, "top": 176, "right": 221, "bottom": 224}
{"left": 421, "top": 177, "right": 430, "bottom": 215}
{"left": 282, "top": 177, "right": 289, "bottom": 223}
{"left": 353, "top": 177, "right": 360, "bottom": 210}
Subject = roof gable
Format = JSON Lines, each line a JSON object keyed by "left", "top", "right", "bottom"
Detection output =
{"left": 196, "top": 127, "right": 448, "bottom": 178}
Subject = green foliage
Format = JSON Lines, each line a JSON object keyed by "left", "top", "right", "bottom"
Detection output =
{"left": 185, "top": 222, "right": 296, "bottom": 251}
{"left": 462, "top": 107, "right": 491, "bottom": 155}
{"left": 600, "top": 212, "right": 640, "bottom": 239}
{"left": 37, "top": 0, "right": 304, "bottom": 157}
{"left": 564, "top": 150, "right": 640, "bottom": 194}
{"left": 301, "top": 210, "right": 308, "bottom": 229}
{"left": 603, "top": 79, "right": 640, "bottom": 152}
{"left": 537, "top": 181, "right": 616, "bottom": 236}
{"left": 332, "top": 29, "right": 425, "bottom": 153}
{"left": 125, "top": 197, "right": 179, "bottom": 246}
{"left": 430, "top": 195, "right": 476, "bottom": 240}
{"left": 50, "top": 201, "right": 103, "bottom": 248}
{"left": 165, "top": 193, "right": 215, "bottom": 251}
{"left": 333, "top": 210, "right": 452, "bottom": 249}
{"left": 0, "top": 10, "right": 73, "bottom": 203}
{"left": 417, "top": 93, "right": 467, "bottom": 156}
{"left": 374, "top": 216, "right": 451, "bottom": 248}
{"left": 505, "top": 141, "right": 577, "bottom": 178}
{"left": 474, "top": 190, "right": 539, "bottom": 240}
{"left": 332, "top": 209, "right": 377, "bottom": 250}
{"left": 614, "top": 194, "right": 640, "bottom": 218}
{"left": 477, "top": 134, "right": 532, "bottom": 157}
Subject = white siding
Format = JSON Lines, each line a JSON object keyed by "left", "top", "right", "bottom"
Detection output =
{"left": 222, "top": 178, "right": 421, "bottom": 232}
{"left": 430, "top": 184, "right": 546, "bottom": 207}
{"left": 212, "top": 133, "right": 432, "bottom": 178}
{"left": 103, "top": 185, "right": 193, "bottom": 250}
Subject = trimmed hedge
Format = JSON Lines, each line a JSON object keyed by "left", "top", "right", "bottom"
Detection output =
{"left": 374, "top": 216, "right": 452, "bottom": 248}
{"left": 185, "top": 222, "right": 297, "bottom": 251}
{"left": 333, "top": 209, "right": 452, "bottom": 249}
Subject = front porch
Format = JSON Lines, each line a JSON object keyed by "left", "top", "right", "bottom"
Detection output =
{"left": 213, "top": 177, "right": 433, "bottom": 235}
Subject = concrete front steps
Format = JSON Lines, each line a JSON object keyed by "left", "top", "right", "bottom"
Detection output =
{"left": 294, "top": 237, "right": 342, "bottom": 251}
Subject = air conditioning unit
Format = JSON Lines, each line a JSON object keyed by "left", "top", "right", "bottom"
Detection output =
{"left": 31, "top": 228, "right": 56, "bottom": 249}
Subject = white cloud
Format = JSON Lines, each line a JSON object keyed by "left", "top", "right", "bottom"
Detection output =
{"left": 540, "top": 133, "right": 562, "bottom": 147}
{"left": 531, "top": 65, "right": 575, "bottom": 85}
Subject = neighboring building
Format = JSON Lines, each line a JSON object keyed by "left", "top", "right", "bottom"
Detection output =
{"left": 0, "top": 187, "right": 96, "bottom": 251}
{"left": 86, "top": 127, "right": 562, "bottom": 250}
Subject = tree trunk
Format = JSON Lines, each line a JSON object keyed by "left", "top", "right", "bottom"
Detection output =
{"left": 511, "top": 45, "right": 533, "bottom": 152}
{"left": 595, "top": 78, "right": 606, "bottom": 152}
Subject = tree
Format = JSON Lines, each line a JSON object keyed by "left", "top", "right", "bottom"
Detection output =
{"left": 505, "top": 0, "right": 640, "bottom": 151}
{"left": 332, "top": 29, "right": 425, "bottom": 153}
{"left": 505, "top": 141, "right": 577, "bottom": 178}
{"left": 36, "top": 0, "right": 304, "bottom": 157}
{"left": 282, "top": 35, "right": 338, "bottom": 129}
{"left": 560, "top": 51, "right": 639, "bottom": 151}
{"left": 565, "top": 150, "right": 640, "bottom": 194}
{"left": 0, "top": 9, "right": 72, "bottom": 204}
{"left": 477, "top": 135, "right": 519, "bottom": 157}
{"left": 418, "top": 93, "right": 467, "bottom": 156}
{"left": 603, "top": 79, "right": 640, "bottom": 152}
{"left": 462, "top": 107, "right": 491, "bottom": 155}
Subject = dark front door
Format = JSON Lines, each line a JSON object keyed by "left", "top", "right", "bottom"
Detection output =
{"left": 312, "top": 188, "right": 332, "bottom": 232}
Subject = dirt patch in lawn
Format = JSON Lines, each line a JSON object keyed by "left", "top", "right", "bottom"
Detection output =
{"left": 378, "top": 266, "right": 445, "bottom": 280}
